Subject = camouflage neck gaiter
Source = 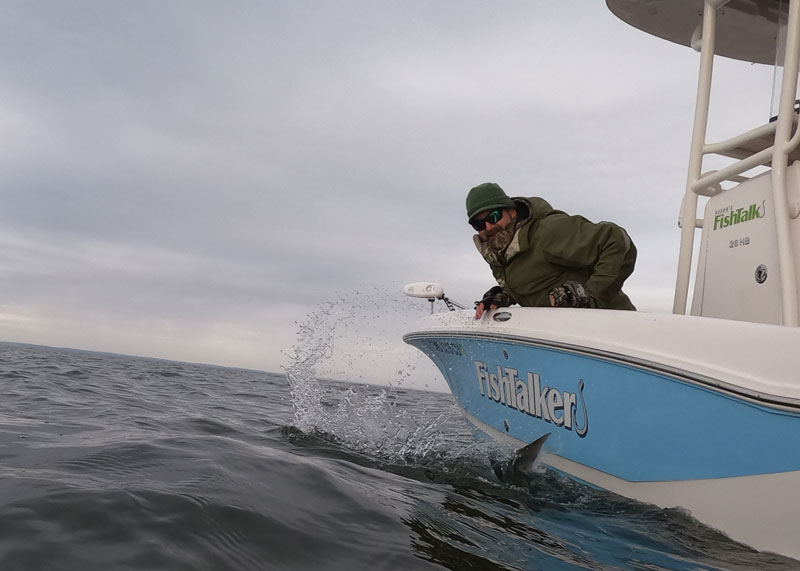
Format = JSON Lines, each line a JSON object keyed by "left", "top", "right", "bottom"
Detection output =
{"left": 485, "top": 220, "right": 517, "bottom": 253}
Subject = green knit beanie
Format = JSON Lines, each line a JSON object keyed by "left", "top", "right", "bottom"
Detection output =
{"left": 466, "top": 182, "right": 515, "bottom": 220}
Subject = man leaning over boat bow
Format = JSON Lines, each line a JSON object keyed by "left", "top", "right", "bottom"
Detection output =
{"left": 467, "top": 183, "right": 637, "bottom": 319}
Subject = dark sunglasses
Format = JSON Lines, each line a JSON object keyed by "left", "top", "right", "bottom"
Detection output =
{"left": 470, "top": 208, "right": 504, "bottom": 231}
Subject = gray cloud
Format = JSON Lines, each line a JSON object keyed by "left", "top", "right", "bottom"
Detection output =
{"left": 0, "top": 1, "right": 776, "bottom": 380}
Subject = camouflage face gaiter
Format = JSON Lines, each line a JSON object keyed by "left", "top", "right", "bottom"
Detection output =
{"left": 485, "top": 220, "right": 517, "bottom": 253}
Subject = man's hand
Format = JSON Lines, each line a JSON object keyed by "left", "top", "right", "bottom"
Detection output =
{"left": 548, "top": 281, "right": 597, "bottom": 308}
{"left": 474, "top": 286, "right": 513, "bottom": 319}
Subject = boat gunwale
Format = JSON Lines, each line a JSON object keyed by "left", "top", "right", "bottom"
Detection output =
{"left": 404, "top": 329, "right": 800, "bottom": 412}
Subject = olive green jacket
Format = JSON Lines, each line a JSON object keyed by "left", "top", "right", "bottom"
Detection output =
{"left": 474, "top": 197, "right": 636, "bottom": 310}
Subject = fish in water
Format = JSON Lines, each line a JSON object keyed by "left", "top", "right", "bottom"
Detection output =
{"left": 492, "top": 433, "right": 550, "bottom": 484}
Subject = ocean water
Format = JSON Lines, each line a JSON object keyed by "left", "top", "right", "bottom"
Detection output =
{"left": 0, "top": 340, "right": 797, "bottom": 571}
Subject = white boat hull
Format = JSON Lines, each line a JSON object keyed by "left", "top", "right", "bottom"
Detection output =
{"left": 404, "top": 307, "right": 800, "bottom": 559}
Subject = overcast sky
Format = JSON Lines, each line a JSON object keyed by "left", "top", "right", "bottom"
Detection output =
{"left": 0, "top": 1, "right": 778, "bottom": 387}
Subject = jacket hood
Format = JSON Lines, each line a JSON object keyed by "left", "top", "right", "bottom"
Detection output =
{"left": 512, "top": 196, "right": 554, "bottom": 226}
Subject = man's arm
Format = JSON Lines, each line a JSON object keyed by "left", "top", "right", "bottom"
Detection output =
{"left": 541, "top": 216, "right": 635, "bottom": 308}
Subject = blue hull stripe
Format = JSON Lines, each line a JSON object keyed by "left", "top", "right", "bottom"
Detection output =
{"left": 406, "top": 333, "right": 800, "bottom": 482}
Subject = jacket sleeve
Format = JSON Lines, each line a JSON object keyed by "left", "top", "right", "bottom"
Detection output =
{"left": 538, "top": 215, "right": 634, "bottom": 308}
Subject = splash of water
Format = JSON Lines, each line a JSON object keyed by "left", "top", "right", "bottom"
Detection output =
{"left": 283, "top": 290, "right": 462, "bottom": 461}
{"left": 284, "top": 300, "right": 352, "bottom": 433}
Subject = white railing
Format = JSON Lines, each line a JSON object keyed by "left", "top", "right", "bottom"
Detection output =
{"left": 673, "top": 0, "right": 800, "bottom": 326}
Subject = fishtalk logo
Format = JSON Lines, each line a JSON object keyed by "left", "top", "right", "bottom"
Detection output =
{"left": 474, "top": 362, "right": 588, "bottom": 437}
{"left": 713, "top": 201, "right": 765, "bottom": 230}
